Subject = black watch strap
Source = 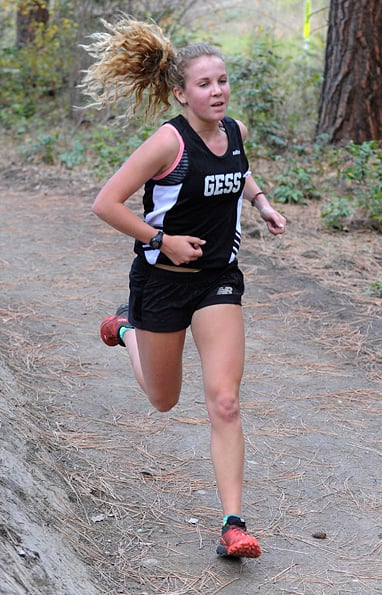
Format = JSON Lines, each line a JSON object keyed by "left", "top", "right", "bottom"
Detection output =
{"left": 149, "top": 230, "right": 164, "bottom": 249}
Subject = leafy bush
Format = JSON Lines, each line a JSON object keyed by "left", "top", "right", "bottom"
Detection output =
{"left": 59, "top": 140, "right": 86, "bottom": 168}
{"left": 228, "top": 30, "right": 285, "bottom": 152}
{"left": 365, "top": 281, "right": 382, "bottom": 298}
{"left": 321, "top": 196, "right": 355, "bottom": 230}
{"left": 271, "top": 157, "right": 320, "bottom": 204}
{"left": 344, "top": 141, "right": 382, "bottom": 225}
{"left": 321, "top": 141, "right": 382, "bottom": 229}
{"left": 0, "top": 15, "right": 76, "bottom": 120}
{"left": 20, "top": 132, "right": 58, "bottom": 164}
{"left": 278, "top": 39, "right": 324, "bottom": 140}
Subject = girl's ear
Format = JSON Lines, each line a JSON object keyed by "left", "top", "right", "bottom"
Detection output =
{"left": 173, "top": 86, "right": 186, "bottom": 105}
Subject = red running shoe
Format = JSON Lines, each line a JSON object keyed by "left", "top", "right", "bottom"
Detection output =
{"left": 216, "top": 516, "right": 261, "bottom": 558}
{"left": 100, "top": 304, "right": 132, "bottom": 347}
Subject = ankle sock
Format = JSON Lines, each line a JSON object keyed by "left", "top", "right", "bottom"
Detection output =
{"left": 119, "top": 326, "right": 133, "bottom": 342}
{"left": 222, "top": 514, "right": 244, "bottom": 527}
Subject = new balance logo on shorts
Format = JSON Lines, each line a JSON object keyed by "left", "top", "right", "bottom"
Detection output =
{"left": 217, "top": 286, "right": 233, "bottom": 295}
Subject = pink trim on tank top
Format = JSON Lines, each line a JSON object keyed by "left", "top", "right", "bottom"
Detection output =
{"left": 152, "top": 124, "right": 185, "bottom": 180}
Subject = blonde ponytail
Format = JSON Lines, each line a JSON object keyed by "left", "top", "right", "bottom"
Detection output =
{"left": 80, "top": 16, "right": 224, "bottom": 121}
{"left": 80, "top": 17, "right": 176, "bottom": 120}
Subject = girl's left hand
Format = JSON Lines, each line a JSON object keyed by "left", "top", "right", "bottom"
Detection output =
{"left": 259, "top": 206, "right": 286, "bottom": 235}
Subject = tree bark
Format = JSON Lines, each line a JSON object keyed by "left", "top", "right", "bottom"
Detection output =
{"left": 316, "top": 0, "right": 382, "bottom": 144}
{"left": 16, "top": 0, "right": 49, "bottom": 47}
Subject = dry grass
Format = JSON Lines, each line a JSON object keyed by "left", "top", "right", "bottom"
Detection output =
{"left": 0, "top": 169, "right": 381, "bottom": 593}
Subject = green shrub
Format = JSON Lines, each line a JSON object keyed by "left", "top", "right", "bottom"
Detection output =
{"left": 321, "top": 196, "right": 355, "bottom": 230}
{"left": 365, "top": 281, "right": 382, "bottom": 298}
{"left": 271, "top": 157, "right": 320, "bottom": 204}
{"left": 0, "top": 18, "right": 76, "bottom": 120}
{"left": 59, "top": 140, "right": 86, "bottom": 168}
{"left": 21, "top": 132, "right": 58, "bottom": 164}
{"left": 319, "top": 142, "right": 382, "bottom": 228}
{"left": 228, "top": 30, "right": 285, "bottom": 152}
{"left": 344, "top": 141, "right": 382, "bottom": 224}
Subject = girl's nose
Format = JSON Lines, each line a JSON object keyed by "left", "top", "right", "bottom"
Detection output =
{"left": 211, "top": 83, "right": 222, "bottom": 95}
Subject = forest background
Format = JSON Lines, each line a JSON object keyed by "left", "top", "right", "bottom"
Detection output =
{"left": 0, "top": 2, "right": 382, "bottom": 594}
{"left": 0, "top": 0, "right": 381, "bottom": 251}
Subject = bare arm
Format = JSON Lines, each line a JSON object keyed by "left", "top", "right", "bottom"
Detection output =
{"left": 92, "top": 126, "right": 206, "bottom": 265}
{"left": 236, "top": 119, "right": 286, "bottom": 236}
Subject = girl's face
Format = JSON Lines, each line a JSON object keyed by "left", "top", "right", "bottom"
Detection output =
{"left": 175, "top": 55, "right": 230, "bottom": 122}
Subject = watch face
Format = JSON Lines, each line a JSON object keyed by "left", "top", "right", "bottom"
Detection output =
{"left": 150, "top": 231, "right": 163, "bottom": 249}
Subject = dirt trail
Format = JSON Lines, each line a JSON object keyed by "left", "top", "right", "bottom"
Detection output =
{"left": 0, "top": 165, "right": 381, "bottom": 594}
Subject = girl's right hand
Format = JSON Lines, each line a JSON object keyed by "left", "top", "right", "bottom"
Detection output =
{"left": 161, "top": 234, "right": 206, "bottom": 266}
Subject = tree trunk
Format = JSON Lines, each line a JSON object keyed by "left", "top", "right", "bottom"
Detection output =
{"left": 16, "top": 0, "right": 49, "bottom": 47}
{"left": 316, "top": 0, "right": 382, "bottom": 144}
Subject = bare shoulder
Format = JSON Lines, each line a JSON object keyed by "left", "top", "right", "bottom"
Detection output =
{"left": 149, "top": 123, "right": 181, "bottom": 150}
{"left": 135, "top": 123, "right": 181, "bottom": 174}
{"left": 126, "top": 123, "right": 181, "bottom": 179}
{"left": 234, "top": 119, "right": 248, "bottom": 142}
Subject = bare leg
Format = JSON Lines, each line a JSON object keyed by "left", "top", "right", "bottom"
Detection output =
{"left": 123, "top": 307, "right": 260, "bottom": 557}
{"left": 122, "top": 329, "right": 145, "bottom": 392}
{"left": 191, "top": 304, "right": 245, "bottom": 516}
{"left": 123, "top": 328, "right": 186, "bottom": 412}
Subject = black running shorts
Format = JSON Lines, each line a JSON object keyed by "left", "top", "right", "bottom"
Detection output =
{"left": 128, "top": 257, "right": 244, "bottom": 332}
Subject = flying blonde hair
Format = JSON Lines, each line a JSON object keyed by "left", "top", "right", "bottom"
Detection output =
{"left": 80, "top": 16, "right": 224, "bottom": 120}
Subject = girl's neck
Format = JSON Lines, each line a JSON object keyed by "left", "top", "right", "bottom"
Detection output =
{"left": 182, "top": 110, "right": 222, "bottom": 133}
{"left": 183, "top": 114, "right": 227, "bottom": 155}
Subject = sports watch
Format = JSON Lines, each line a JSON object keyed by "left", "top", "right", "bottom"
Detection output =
{"left": 149, "top": 230, "right": 164, "bottom": 250}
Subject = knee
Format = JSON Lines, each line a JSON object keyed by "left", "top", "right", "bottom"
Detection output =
{"left": 153, "top": 400, "right": 177, "bottom": 413}
{"left": 148, "top": 390, "right": 180, "bottom": 413}
{"left": 210, "top": 393, "right": 240, "bottom": 424}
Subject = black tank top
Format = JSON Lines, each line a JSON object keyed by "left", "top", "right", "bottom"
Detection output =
{"left": 134, "top": 114, "right": 249, "bottom": 269}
